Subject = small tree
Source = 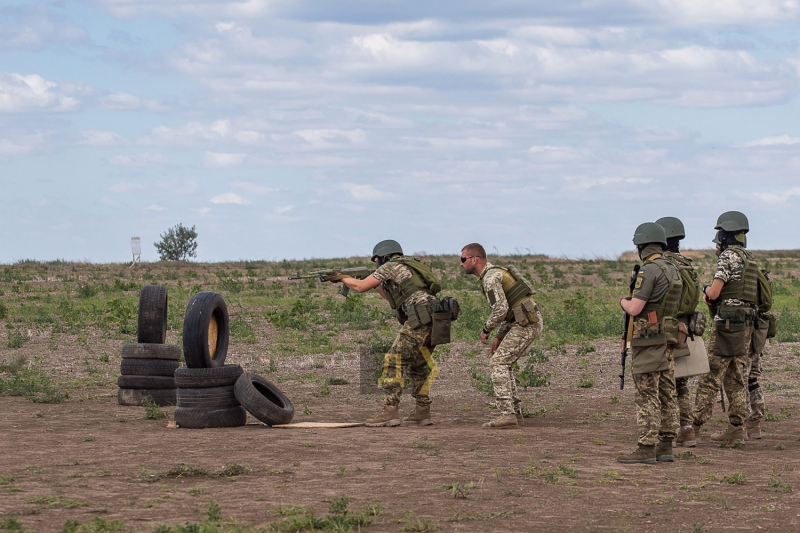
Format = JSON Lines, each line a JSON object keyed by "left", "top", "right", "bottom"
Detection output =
{"left": 154, "top": 223, "right": 198, "bottom": 261}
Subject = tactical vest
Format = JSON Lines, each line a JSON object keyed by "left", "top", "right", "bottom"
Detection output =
{"left": 481, "top": 265, "right": 538, "bottom": 324}
{"left": 717, "top": 246, "right": 758, "bottom": 304}
{"left": 635, "top": 255, "right": 683, "bottom": 343}
{"left": 381, "top": 256, "right": 441, "bottom": 310}
{"left": 662, "top": 251, "right": 700, "bottom": 319}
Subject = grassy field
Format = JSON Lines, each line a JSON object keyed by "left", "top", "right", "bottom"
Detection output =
{"left": 1, "top": 251, "right": 800, "bottom": 532}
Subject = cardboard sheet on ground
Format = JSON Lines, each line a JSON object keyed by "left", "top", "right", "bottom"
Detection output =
{"left": 674, "top": 337, "right": 710, "bottom": 379}
{"left": 271, "top": 422, "right": 365, "bottom": 429}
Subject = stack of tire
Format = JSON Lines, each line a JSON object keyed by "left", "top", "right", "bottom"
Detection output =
{"left": 174, "top": 291, "right": 295, "bottom": 429}
{"left": 118, "top": 286, "right": 179, "bottom": 406}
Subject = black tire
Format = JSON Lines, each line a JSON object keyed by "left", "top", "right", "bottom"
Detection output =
{"left": 137, "top": 285, "right": 168, "bottom": 344}
{"left": 234, "top": 372, "right": 294, "bottom": 425}
{"left": 177, "top": 386, "right": 239, "bottom": 408}
{"left": 182, "top": 292, "right": 229, "bottom": 368}
{"left": 174, "top": 365, "right": 243, "bottom": 388}
{"left": 120, "top": 359, "right": 180, "bottom": 377}
{"left": 118, "top": 388, "right": 177, "bottom": 406}
{"left": 121, "top": 343, "right": 182, "bottom": 361}
{"left": 173, "top": 406, "right": 247, "bottom": 429}
{"left": 117, "top": 375, "right": 175, "bottom": 389}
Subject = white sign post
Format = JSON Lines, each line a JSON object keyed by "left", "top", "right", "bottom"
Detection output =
{"left": 130, "top": 237, "right": 141, "bottom": 268}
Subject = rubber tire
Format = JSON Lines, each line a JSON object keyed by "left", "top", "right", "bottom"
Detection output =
{"left": 182, "top": 292, "right": 229, "bottom": 368}
{"left": 121, "top": 343, "right": 182, "bottom": 361}
{"left": 120, "top": 359, "right": 180, "bottom": 377}
{"left": 173, "top": 406, "right": 247, "bottom": 429}
{"left": 234, "top": 372, "right": 294, "bottom": 426}
{"left": 118, "top": 388, "right": 177, "bottom": 406}
{"left": 117, "top": 375, "right": 176, "bottom": 389}
{"left": 174, "top": 365, "right": 243, "bottom": 388}
{"left": 137, "top": 285, "right": 168, "bottom": 344}
{"left": 177, "top": 386, "right": 239, "bottom": 408}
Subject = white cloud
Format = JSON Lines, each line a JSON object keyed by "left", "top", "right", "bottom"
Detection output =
{"left": 108, "top": 152, "right": 169, "bottom": 166}
{"left": 146, "top": 204, "right": 165, "bottom": 211}
{"left": 96, "top": 0, "right": 271, "bottom": 18}
{"left": 232, "top": 181, "right": 277, "bottom": 194}
{"left": 0, "top": 71, "right": 79, "bottom": 112}
{"left": 293, "top": 129, "right": 367, "bottom": 148}
{"left": 740, "top": 135, "right": 800, "bottom": 148}
{"left": 340, "top": 183, "right": 394, "bottom": 201}
{"left": 753, "top": 187, "right": 800, "bottom": 204}
{"left": 195, "top": 207, "right": 212, "bottom": 214}
{"left": 143, "top": 120, "right": 232, "bottom": 146}
{"left": 203, "top": 152, "right": 246, "bottom": 167}
{"left": 274, "top": 205, "right": 294, "bottom": 214}
{"left": 642, "top": 0, "right": 800, "bottom": 25}
{"left": 210, "top": 192, "right": 250, "bottom": 205}
{"left": 0, "top": 131, "right": 46, "bottom": 156}
{"left": 80, "top": 130, "right": 128, "bottom": 146}
{"left": 98, "top": 92, "right": 167, "bottom": 111}
{"left": 0, "top": 10, "right": 88, "bottom": 50}
{"left": 570, "top": 177, "right": 653, "bottom": 190}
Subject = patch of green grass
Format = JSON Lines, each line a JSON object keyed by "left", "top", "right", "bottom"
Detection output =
{"left": 324, "top": 377, "right": 349, "bottom": 386}
{"left": 577, "top": 377, "right": 595, "bottom": 388}
{"left": 400, "top": 511, "right": 439, "bottom": 532}
{"left": 722, "top": 471, "right": 746, "bottom": 485}
{"left": 62, "top": 518, "right": 125, "bottom": 533}
{"left": 762, "top": 478, "right": 792, "bottom": 492}
{"left": 0, "top": 516, "right": 26, "bottom": 533}
{"left": 468, "top": 365, "right": 494, "bottom": 397}
{"left": 28, "top": 495, "right": 87, "bottom": 509}
{"left": 442, "top": 481, "right": 475, "bottom": 499}
{"left": 263, "top": 496, "right": 381, "bottom": 533}
{"left": 526, "top": 463, "right": 578, "bottom": 485}
{"left": 230, "top": 318, "right": 257, "bottom": 344}
{"left": 6, "top": 330, "right": 26, "bottom": 349}
{"left": 142, "top": 398, "right": 167, "bottom": 420}
{"left": 0, "top": 357, "right": 68, "bottom": 404}
{"left": 141, "top": 463, "right": 250, "bottom": 482}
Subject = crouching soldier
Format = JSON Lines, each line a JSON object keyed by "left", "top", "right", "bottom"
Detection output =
{"left": 618, "top": 223, "right": 681, "bottom": 464}
{"left": 460, "top": 243, "right": 543, "bottom": 429}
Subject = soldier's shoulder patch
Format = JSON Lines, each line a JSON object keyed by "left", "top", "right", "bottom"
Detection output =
{"left": 488, "top": 290, "right": 497, "bottom": 305}
{"left": 634, "top": 275, "right": 644, "bottom": 289}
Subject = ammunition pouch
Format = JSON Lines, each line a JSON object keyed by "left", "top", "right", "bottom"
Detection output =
{"left": 504, "top": 298, "right": 539, "bottom": 327}
{"left": 404, "top": 302, "right": 433, "bottom": 330}
{"left": 662, "top": 316, "right": 679, "bottom": 345}
{"left": 431, "top": 311, "right": 451, "bottom": 346}
{"left": 689, "top": 311, "right": 706, "bottom": 337}
{"left": 763, "top": 312, "right": 777, "bottom": 339}
{"left": 675, "top": 322, "right": 689, "bottom": 351}
{"left": 713, "top": 305, "right": 753, "bottom": 357}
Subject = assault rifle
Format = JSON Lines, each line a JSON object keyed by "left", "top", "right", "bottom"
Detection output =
{"left": 620, "top": 264, "right": 641, "bottom": 390}
{"left": 288, "top": 267, "right": 375, "bottom": 297}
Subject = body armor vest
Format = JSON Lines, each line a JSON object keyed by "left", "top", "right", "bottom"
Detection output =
{"left": 481, "top": 265, "right": 537, "bottom": 323}
{"left": 381, "top": 257, "right": 441, "bottom": 310}
{"left": 717, "top": 246, "right": 758, "bottom": 304}
{"left": 635, "top": 254, "right": 683, "bottom": 342}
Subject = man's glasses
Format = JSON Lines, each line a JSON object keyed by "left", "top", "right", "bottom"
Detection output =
{"left": 460, "top": 256, "right": 475, "bottom": 263}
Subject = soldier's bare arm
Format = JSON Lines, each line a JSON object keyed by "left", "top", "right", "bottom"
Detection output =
{"left": 703, "top": 278, "right": 725, "bottom": 302}
{"left": 341, "top": 275, "right": 381, "bottom": 293}
{"left": 620, "top": 297, "right": 647, "bottom": 316}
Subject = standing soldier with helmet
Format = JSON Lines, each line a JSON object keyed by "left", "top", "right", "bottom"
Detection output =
{"left": 655, "top": 217, "right": 702, "bottom": 448}
{"left": 324, "top": 240, "right": 443, "bottom": 427}
{"left": 692, "top": 211, "right": 757, "bottom": 445}
{"left": 617, "top": 223, "right": 681, "bottom": 464}
{"left": 460, "top": 243, "right": 543, "bottom": 429}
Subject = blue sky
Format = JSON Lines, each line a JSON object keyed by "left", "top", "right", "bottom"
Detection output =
{"left": 1, "top": 0, "right": 799, "bottom": 262}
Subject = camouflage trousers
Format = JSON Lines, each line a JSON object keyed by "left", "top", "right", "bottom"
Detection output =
{"left": 745, "top": 324, "right": 768, "bottom": 423}
{"left": 379, "top": 322, "right": 438, "bottom": 407}
{"left": 675, "top": 376, "right": 693, "bottom": 427}
{"left": 632, "top": 350, "right": 679, "bottom": 446}
{"left": 693, "top": 324, "right": 752, "bottom": 427}
{"left": 490, "top": 313, "right": 544, "bottom": 416}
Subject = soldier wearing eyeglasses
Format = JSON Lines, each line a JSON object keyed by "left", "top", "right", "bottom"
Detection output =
{"left": 460, "top": 243, "right": 543, "bottom": 429}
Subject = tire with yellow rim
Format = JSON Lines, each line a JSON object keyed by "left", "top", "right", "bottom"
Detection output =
{"left": 182, "top": 292, "right": 229, "bottom": 368}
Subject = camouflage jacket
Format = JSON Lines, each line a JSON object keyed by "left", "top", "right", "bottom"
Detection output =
{"left": 480, "top": 262, "right": 512, "bottom": 338}
{"left": 372, "top": 261, "right": 432, "bottom": 307}
{"left": 713, "top": 246, "right": 749, "bottom": 313}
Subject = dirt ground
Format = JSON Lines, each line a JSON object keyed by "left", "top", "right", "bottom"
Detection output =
{"left": 2, "top": 337, "right": 800, "bottom": 533}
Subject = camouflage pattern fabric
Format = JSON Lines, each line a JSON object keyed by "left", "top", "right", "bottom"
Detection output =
{"left": 675, "top": 376, "right": 693, "bottom": 427}
{"left": 693, "top": 324, "right": 751, "bottom": 426}
{"left": 745, "top": 325, "right": 768, "bottom": 423}
{"left": 372, "top": 261, "right": 432, "bottom": 307}
{"left": 632, "top": 350, "right": 679, "bottom": 446}
{"left": 378, "top": 321, "right": 438, "bottom": 407}
{"left": 489, "top": 310, "right": 543, "bottom": 416}
{"left": 480, "top": 262, "right": 511, "bottom": 334}
{"left": 714, "top": 247, "right": 748, "bottom": 310}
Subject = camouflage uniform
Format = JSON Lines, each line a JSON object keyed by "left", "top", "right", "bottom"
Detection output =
{"left": 745, "top": 323, "right": 768, "bottom": 423}
{"left": 629, "top": 244, "right": 680, "bottom": 446}
{"left": 372, "top": 262, "right": 439, "bottom": 407}
{"left": 480, "top": 263, "right": 543, "bottom": 416}
{"left": 693, "top": 247, "right": 753, "bottom": 427}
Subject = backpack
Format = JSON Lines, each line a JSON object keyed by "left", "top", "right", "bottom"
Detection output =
{"left": 757, "top": 268, "right": 772, "bottom": 314}
{"left": 663, "top": 252, "right": 700, "bottom": 318}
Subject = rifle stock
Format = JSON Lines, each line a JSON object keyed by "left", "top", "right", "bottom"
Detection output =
{"left": 620, "top": 264, "right": 641, "bottom": 390}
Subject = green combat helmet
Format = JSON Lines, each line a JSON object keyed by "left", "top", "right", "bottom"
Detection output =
{"left": 371, "top": 239, "right": 403, "bottom": 261}
{"left": 633, "top": 222, "right": 667, "bottom": 246}
{"left": 655, "top": 217, "right": 685, "bottom": 240}
{"left": 714, "top": 211, "right": 749, "bottom": 233}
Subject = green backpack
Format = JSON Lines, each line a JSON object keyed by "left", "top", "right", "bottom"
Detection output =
{"left": 663, "top": 252, "right": 700, "bottom": 318}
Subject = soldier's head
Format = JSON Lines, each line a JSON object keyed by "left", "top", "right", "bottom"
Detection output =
{"left": 371, "top": 239, "right": 403, "bottom": 266}
{"left": 655, "top": 217, "right": 685, "bottom": 254}
{"left": 632, "top": 222, "right": 667, "bottom": 256}
{"left": 460, "top": 243, "right": 487, "bottom": 276}
{"left": 714, "top": 211, "right": 748, "bottom": 251}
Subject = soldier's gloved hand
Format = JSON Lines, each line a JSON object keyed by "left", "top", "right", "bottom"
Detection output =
{"left": 321, "top": 272, "right": 352, "bottom": 283}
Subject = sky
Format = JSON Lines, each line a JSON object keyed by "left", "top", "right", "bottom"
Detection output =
{"left": 1, "top": 0, "right": 799, "bottom": 263}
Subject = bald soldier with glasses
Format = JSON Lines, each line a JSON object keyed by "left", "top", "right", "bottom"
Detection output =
{"left": 461, "top": 243, "right": 543, "bottom": 429}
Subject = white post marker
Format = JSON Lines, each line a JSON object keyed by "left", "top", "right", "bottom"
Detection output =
{"left": 130, "top": 237, "right": 141, "bottom": 268}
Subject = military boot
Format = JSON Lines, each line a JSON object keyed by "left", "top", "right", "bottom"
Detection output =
{"left": 745, "top": 420, "right": 762, "bottom": 439}
{"left": 482, "top": 413, "right": 518, "bottom": 429}
{"left": 617, "top": 445, "right": 656, "bottom": 464}
{"left": 674, "top": 426, "right": 697, "bottom": 447}
{"left": 403, "top": 405, "right": 432, "bottom": 426}
{"left": 692, "top": 424, "right": 702, "bottom": 445}
{"left": 365, "top": 405, "right": 401, "bottom": 427}
{"left": 709, "top": 423, "right": 745, "bottom": 445}
{"left": 655, "top": 440, "right": 674, "bottom": 462}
